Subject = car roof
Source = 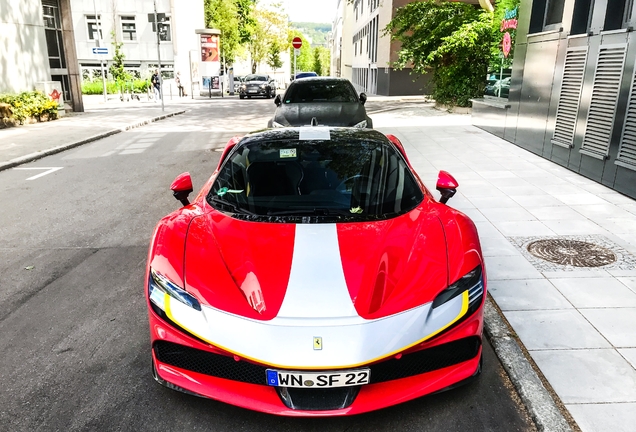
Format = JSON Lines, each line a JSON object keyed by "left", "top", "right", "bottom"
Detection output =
{"left": 239, "top": 127, "right": 386, "bottom": 146}
{"left": 292, "top": 76, "right": 350, "bottom": 83}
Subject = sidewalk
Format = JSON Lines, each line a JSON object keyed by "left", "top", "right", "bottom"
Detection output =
{"left": 373, "top": 106, "right": 636, "bottom": 432}
{"left": 0, "top": 94, "right": 203, "bottom": 169}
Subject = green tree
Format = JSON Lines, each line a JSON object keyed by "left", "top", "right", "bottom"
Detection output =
{"left": 248, "top": 2, "right": 288, "bottom": 73}
{"left": 288, "top": 30, "right": 312, "bottom": 75}
{"left": 313, "top": 47, "right": 323, "bottom": 76}
{"left": 386, "top": 1, "right": 494, "bottom": 106}
{"left": 267, "top": 41, "right": 284, "bottom": 73}
{"left": 204, "top": 0, "right": 256, "bottom": 64}
{"left": 109, "top": 30, "right": 129, "bottom": 85}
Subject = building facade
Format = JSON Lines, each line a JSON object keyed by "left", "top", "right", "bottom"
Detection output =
{"left": 72, "top": 0, "right": 203, "bottom": 85}
{"left": 330, "top": 0, "right": 431, "bottom": 96}
{"left": 1, "top": 0, "right": 83, "bottom": 110}
{"left": 472, "top": 0, "right": 636, "bottom": 199}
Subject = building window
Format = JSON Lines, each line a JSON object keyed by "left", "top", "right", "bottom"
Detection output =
{"left": 121, "top": 16, "right": 137, "bottom": 41}
{"left": 570, "top": 0, "right": 594, "bottom": 35}
{"left": 545, "top": 0, "right": 565, "bottom": 26}
{"left": 158, "top": 17, "right": 171, "bottom": 41}
{"left": 86, "top": 15, "right": 102, "bottom": 40}
{"left": 604, "top": 0, "right": 632, "bottom": 31}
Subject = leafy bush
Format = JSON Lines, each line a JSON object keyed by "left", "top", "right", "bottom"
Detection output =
{"left": 386, "top": 1, "right": 494, "bottom": 107}
{"left": 0, "top": 91, "right": 58, "bottom": 123}
{"left": 81, "top": 79, "right": 150, "bottom": 95}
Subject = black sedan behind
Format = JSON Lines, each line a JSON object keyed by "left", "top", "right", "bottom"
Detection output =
{"left": 268, "top": 77, "right": 373, "bottom": 128}
{"left": 239, "top": 74, "right": 276, "bottom": 99}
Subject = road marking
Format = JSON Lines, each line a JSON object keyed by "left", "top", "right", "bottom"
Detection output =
{"left": 13, "top": 167, "right": 64, "bottom": 180}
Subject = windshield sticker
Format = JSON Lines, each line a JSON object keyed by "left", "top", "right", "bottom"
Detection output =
{"left": 280, "top": 148, "right": 297, "bottom": 158}
{"left": 299, "top": 127, "right": 331, "bottom": 141}
{"left": 216, "top": 187, "right": 244, "bottom": 196}
{"left": 350, "top": 206, "right": 363, "bottom": 214}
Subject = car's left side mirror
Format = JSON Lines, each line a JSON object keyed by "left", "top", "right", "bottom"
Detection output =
{"left": 359, "top": 93, "right": 367, "bottom": 105}
{"left": 274, "top": 94, "right": 282, "bottom": 106}
{"left": 436, "top": 170, "right": 459, "bottom": 204}
{"left": 170, "top": 172, "right": 193, "bottom": 207}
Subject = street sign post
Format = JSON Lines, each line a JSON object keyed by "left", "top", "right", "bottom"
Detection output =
{"left": 91, "top": 47, "right": 109, "bottom": 55}
{"left": 292, "top": 37, "right": 302, "bottom": 78}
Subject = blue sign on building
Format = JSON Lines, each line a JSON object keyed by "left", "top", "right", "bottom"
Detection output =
{"left": 91, "top": 47, "right": 109, "bottom": 55}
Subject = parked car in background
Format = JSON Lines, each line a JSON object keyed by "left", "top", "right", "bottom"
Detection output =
{"left": 484, "top": 77, "right": 510, "bottom": 98}
{"left": 268, "top": 77, "right": 373, "bottom": 128}
{"left": 239, "top": 74, "right": 277, "bottom": 99}
{"left": 294, "top": 71, "right": 318, "bottom": 80}
{"left": 233, "top": 76, "right": 243, "bottom": 93}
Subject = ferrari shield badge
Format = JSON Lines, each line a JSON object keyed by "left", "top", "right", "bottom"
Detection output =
{"left": 313, "top": 336, "right": 322, "bottom": 350}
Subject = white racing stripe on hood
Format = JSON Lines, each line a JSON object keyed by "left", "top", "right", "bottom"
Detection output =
{"left": 277, "top": 224, "right": 358, "bottom": 319}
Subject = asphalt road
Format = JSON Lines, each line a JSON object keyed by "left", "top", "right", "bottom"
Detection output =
{"left": 0, "top": 98, "right": 535, "bottom": 431}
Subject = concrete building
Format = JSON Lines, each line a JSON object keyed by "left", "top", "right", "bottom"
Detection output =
{"left": 1, "top": 0, "right": 83, "bottom": 111}
{"left": 72, "top": 0, "right": 203, "bottom": 86}
{"left": 330, "top": 0, "right": 431, "bottom": 96}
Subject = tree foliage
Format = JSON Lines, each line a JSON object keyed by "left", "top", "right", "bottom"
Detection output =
{"left": 109, "top": 30, "right": 129, "bottom": 84}
{"left": 204, "top": 0, "right": 255, "bottom": 64}
{"left": 312, "top": 46, "right": 330, "bottom": 76}
{"left": 386, "top": 1, "right": 494, "bottom": 107}
{"left": 267, "top": 41, "right": 284, "bottom": 72}
{"left": 248, "top": 2, "right": 288, "bottom": 73}
{"left": 491, "top": 0, "right": 519, "bottom": 70}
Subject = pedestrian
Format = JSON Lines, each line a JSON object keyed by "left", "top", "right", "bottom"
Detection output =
{"left": 151, "top": 69, "right": 161, "bottom": 101}
{"left": 176, "top": 72, "right": 185, "bottom": 97}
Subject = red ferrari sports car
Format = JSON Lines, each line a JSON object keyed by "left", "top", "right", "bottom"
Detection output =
{"left": 146, "top": 127, "right": 486, "bottom": 416}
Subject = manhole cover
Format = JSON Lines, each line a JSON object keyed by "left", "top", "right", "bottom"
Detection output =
{"left": 527, "top": 239, "right": 617, "bottom": 267}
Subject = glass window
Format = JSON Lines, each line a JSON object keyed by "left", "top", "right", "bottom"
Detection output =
{"left": 284, "top": 81, "right": 358, "bottom": 103}
{"left": 86, "top": 15, "right": 102, "bottom": 40}
{"left": 159, "top": 17, "right": 171, "bottom": 41}
{"left": 121, "top": 16, "right": 136, "bottom": 41}
{"left": 545, "top": 0, "right": 565, "bottom": 26}
{"left": 209, "top": 138, "right": 423, "bottom": 222}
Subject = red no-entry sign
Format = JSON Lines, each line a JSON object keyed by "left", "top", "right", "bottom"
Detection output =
{"left": 292, "top": 37, "right": 302, "bottom": 49}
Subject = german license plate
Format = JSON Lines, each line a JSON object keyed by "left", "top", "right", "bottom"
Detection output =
{"left": 266, "top": 368, "right": 370, "bottom": 388}
{"left": 248, "top": 89, "right": 257, "bottom": 93}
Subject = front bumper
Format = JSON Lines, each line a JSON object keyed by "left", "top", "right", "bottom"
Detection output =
{"left": 240, "top": 87, "right": 269, "bottom": 96}
{"left": 148, "top": 301, "right": 484, "bottom": 415}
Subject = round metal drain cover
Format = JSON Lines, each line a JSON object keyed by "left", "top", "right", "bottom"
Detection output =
{"left": 527, "top": 239, "right": 617, "bottom": 267}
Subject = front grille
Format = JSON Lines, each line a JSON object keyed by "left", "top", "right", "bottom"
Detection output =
{"left": 369, "top": 336, "right": 481, "bottom": 383}
{"left": 277, "top": 386, "right": 360, "bottom": 411}
{"left": 154, "top": 341, "right": 267, "bottom": 385}
{"left": 154, "top": 335, "right": 480, "bottom": 388}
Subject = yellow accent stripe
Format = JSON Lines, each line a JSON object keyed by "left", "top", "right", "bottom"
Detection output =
{"left": 164, "top": 291, "right": 471, "bottom": 370}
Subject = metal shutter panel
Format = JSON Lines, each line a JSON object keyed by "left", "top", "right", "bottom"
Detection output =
{"left": 581, "top": 45, "right": 627, "bottom": 158}
{"left": 552, "top": 47, "right": 588, "bottom": 148}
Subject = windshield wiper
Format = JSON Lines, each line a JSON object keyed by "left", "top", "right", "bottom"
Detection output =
{"left": 266, "top": 208, "right": 354, "bottom": 217}
{"left": 210, "top": 197, "right": 257, "bottom": 216}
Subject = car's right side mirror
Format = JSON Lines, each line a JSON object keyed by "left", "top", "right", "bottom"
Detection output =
{"left": 274, "top": 94, "right": 282, "bottom": 106}
{"left": 359, "top": 93, "right": 367, "bottom": 105}
{"left": 436, "top": 170, "right": 459, "bottom": 204}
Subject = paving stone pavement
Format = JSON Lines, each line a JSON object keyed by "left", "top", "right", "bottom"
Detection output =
{"left": 373, "top": 107, "right": 636, "bottom": 432}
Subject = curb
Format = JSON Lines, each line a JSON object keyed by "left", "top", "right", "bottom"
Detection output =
{"left": 0, "top": 110, "right": 186, "bottom": 172}
{"left": 484, "top": 297, "right": 572, "bottom": 432}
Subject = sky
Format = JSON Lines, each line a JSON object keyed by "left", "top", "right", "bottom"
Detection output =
{"left": 278, "top": 0, "right": 338, "bottom": 24}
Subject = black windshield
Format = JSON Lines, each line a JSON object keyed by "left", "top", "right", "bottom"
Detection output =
{"left": 245, "top": 75, "right": 267, "bottom": 82}
{"left": 208, "top": 138, "right": 423, "bottom": 222}
{"left": 284, "top": 81, "right": 358, "bottom": 104}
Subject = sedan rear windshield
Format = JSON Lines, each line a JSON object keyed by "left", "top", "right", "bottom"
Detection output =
{"left": 284, "top": 81, "right": 358, "bottom": 104}
{"left": 208, "top": 138, "right": 424, "bottom": 222}
{"left": 245, "top": 75, "right": 267, "bottom": 81}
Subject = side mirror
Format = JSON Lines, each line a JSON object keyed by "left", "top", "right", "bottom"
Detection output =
{"left": 170, "top": 172, "right": 193, "bottom": 206}
{"left": 359, "top": 93, "right": 367, "bottom": 105}
{"left": 274, "top": 94, "right": 282, "bottom": 106}
{"left": 436, "top": 171, "right": 458, "bottom": 204}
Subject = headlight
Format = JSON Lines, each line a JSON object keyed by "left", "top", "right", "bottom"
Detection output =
{"left": 432, "top": 265, "right": 483, "bottom": 309}
{"left": 240, "top": 84, "right": 246, "bottom": 90}
{"left": 148, "top": 268, "right": 201, "bottom": 311}
{"left": 353, "top": 120, "right": 367, "bottom": 128}
{"left": 260, "top": 84, "right": 267, "bottom": 89}
{"left": 272, "top": 120, "right": 286, "bottom": 128}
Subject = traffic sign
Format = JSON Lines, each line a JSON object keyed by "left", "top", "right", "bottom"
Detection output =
{"left": 92, "top": 47, "right": 109, "bottom": 55}
{"left": 292, "top": 37, "right": 302, "bottom": 49}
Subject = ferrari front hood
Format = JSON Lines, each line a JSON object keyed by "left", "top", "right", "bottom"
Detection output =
{"left": 183, "top": 209, "right": 449, "bottom": 321}
{"left": 171, "top": 209, "right": 468, "bottom": 368}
